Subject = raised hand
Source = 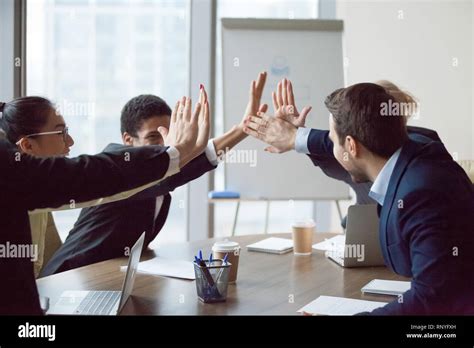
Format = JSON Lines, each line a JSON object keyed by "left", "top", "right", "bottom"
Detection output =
{"left": 272, "top": 78, "right": 312, "bottom": 127}
{"left": 262, "top": 78, "right": 312, "bottom": 153}
{"left": 158, "top": 95, "right": 209, "bottom": 168}
{"left": 238, "top": 71, "right": 268, "bottom": 132}
{"left": 243, "top": 111, "right": 297, "bottom": 154}
{"left": 196, "top": 84, "right": 210, "bottom": 150}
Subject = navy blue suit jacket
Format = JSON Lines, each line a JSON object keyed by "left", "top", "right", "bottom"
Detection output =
{"left": 40, "top": 143, "right": 216, "bottom": 277}
{"left": 306, "top": 128, "right": 474, "bottom": 314}
{"left": 306, "top": 126, "right": 441, "bottom": 205}
{"left": 370, "top": 136, "right": 474, "bottom": 314}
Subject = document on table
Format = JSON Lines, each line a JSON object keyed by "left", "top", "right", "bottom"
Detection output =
{"left": 297, "top": 296, "right": 387, "bottom": 315}
{"left": 312, "top": 235, "right": 345, "bottom": 251}
{"left": 246, "top": 237, "right": 293, "bottom": 254}
{"left": 361, "top": 279, "right": 411, "bottom": 296}
{"left": 120, "top": 257, "right": 195, "bottom": 280}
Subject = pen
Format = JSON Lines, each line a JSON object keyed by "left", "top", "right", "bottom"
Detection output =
{"left": 223, "top": 253, "right": 228, "bottom": 265}
{"left": 198, "top": 250, "right": 203, "bottom": 261}
{"left": 209, "top": 253, "right": 213, "bottom": 267}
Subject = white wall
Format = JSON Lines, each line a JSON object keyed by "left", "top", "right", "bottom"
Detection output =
{"left": 337, "top": 0, "right": 473, "bottom": 159}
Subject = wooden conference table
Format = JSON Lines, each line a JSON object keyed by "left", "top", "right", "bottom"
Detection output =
{"left": 37, "top": 233, "right": 409, "bottom": 315}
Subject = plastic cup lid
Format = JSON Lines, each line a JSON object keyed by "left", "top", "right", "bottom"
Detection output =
{"left": 212, "top": 239, "right": 240, "bottom": 252}
{"left": 292, "top": 219, "right": 315, "bottom": 228}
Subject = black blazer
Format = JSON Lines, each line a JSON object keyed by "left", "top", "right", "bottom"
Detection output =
{"left": 0, "top": 139, "right": 172, "bottom": 315}
{"left": 40, "top": 143, "right": 216, "bottom": 277}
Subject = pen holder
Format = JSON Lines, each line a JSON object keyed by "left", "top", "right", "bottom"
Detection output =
{"left": 193, "top": 259, "right": 231, "bottom": 303}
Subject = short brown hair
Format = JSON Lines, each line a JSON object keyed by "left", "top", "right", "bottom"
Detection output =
{"left": 325, "top": 83, "right": 408, "bottom": 158}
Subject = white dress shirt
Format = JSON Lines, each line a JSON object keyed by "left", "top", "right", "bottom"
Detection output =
{"left": 368, "top": 148, "right": 402, "bottom": 206}
{"left": 154, "top": 140, "right": 219, "bottom": 219}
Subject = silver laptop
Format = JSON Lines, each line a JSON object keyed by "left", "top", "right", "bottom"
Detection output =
{"left": 47, "top": 232, "right": 145, "bottom": 315}
{"left": 326, "top": 204, "right": 385, "bottom": 267}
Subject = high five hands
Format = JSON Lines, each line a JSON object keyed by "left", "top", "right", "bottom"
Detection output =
{"left": 156, "top": 74, "right": 311, "bottom": 170}
{"left": 238, "top": 71, "right": 269, "bottom": 133}
{"left": 159, "top": 86, "right": 210, "bottom": 168}
{"left": 243, "top": 77, "right": 312, "bottom": 153}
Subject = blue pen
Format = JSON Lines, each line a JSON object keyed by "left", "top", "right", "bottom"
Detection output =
{"left": 194, "top": 256, "right": 200, "bottom": 264}
{"left": 198, "top": 250, "right": 203, "bottom": 261}
{"left": 209, "top": 253, "right": 213, "bottom": 267}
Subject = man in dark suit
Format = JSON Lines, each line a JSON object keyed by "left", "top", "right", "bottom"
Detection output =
{"left": 42, "top": 73, "right": 269, "bottom": 276}
{"left": 248, "top": 78, "right": 444, "bottom": 228}
{"left": 0, "top": 96, "right": 208, "bottom": 315}
{"left": 40, "top": 93, "right": 217, "bottom": 275}
{"left": 243, "top": 83, "right": 474, "bottom": 314}
{"left": 297, "top": 126, "right": 442, "bottom": 228}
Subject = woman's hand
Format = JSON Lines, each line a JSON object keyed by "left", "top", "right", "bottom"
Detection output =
{"left": 238, "top": 71, "right": 268, "bottom": 133}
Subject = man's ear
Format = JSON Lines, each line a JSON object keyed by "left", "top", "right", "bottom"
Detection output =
{"left": 122, "top": 132, "right": 134, "bottom": 146}
{"left": 345, "top": 135, "right": 360, "bottom": 158}
{"left": 17, "top": 137, "right": 35, "bottom": 155}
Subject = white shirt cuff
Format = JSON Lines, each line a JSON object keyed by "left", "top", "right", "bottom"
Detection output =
{"left": 205, "top": 139, "right": 219, "bottom": 166}
{"left": 166, "top": 146, "right": 181, "bottom": 176}
{"left": 295, "top": 127, "right": 311, "bottom": 154}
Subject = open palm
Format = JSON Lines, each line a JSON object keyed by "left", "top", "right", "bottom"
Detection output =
{"left": 272, "top": 78, "right": 312, "bottom": 127}
{"left": 265, "top": 78, "right": 312, "bottom": 153}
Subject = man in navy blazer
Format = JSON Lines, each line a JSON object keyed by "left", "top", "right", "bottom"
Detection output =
{"left": 244, "top": 82, "right": 474, "bottom": 315}
{"left": 297, "top": 126, "right": 442, "bottom": 228}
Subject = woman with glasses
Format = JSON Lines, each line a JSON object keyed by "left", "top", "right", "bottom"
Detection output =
{"left": 0, "top": 96, "right": 208, "bottom": 315}
{"left": 0, "top": 96, "right": 207, "bottom": 279}
{"left": 1, "top": 97, "right": 75, "bottom": 276}
{"left": 2, "top": 97, "right": 74, "bottom": 157}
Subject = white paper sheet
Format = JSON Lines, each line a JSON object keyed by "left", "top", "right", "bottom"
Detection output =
{"left": 361, "top": 279, "right": 411, "bottom": 296}
{"left": 121, "top": 257, "right": 195, "bottom": 280}
{"left": 297, "top": 295, "right": 387, "bottom": 315}
{"left": 312, "top": 235, "right": 346, "bottom": 251}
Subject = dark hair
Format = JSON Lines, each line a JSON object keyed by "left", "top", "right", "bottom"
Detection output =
{"left": 325, "top": 83, "right": 408, "bottom": 158}
{"left": 0, "top": 96, "right": 55, "bottom": 144}
{"left": 120, "top": 94, "right": 171, "bottom": 137}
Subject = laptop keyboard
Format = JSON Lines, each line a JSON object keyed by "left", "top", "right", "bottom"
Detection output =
{"left": 75, "top": 291, "right": 121, "bottom": 315}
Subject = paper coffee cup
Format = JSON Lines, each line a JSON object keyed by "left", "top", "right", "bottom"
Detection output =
{"left": 292, "top": 220, "right": 315, "bottom": 255}
{"left": 212, "top": 240, "right": 240, "bottom": 283}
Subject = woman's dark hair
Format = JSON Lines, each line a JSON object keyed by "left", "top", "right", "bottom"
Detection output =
{"left": 0, "top": 96, "right": 55, "bottom": 144}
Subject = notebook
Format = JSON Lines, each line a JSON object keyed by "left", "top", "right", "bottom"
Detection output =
{"left": 297, "top": 295, "right": 387, "bottom": 315}
{"left": 361, "top": 279, "right": 411, "bottom": 296}
{"left": 246, "top": 237, "right": 293, "bottom": 254}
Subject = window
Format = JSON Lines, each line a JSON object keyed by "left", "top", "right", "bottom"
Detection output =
{"left": 27, "top": 0, "right": 190, "bottom": 245}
